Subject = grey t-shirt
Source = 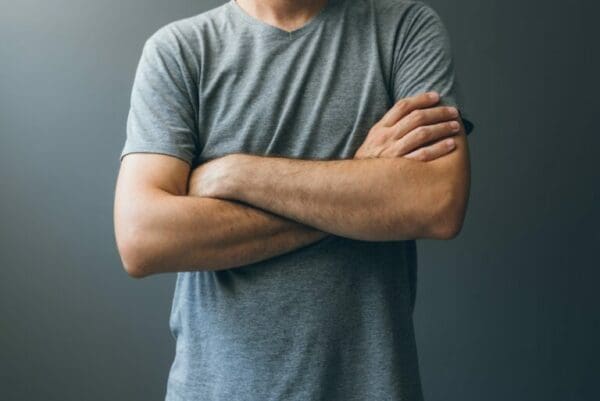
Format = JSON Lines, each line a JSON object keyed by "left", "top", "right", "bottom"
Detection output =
{"left": 120, "top": 0, "right": 474, "bottom": 400}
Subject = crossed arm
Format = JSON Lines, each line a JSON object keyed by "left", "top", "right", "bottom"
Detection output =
{"left": 189, "top": 131, "right": 469, "bottom": 242}
{"left": 114, "top": 163, "right": 330, "bottom": 278}
{"left": 114, "top": 96, "right": 471, "bottom": 278}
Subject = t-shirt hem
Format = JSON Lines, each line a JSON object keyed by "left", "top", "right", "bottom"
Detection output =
{"left": 120, "top": 141, "right": 195, "bottom": 166}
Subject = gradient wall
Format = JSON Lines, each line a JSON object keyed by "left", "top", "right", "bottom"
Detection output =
{"left": 1, "top": 1, "right": 598, "bottom": 400}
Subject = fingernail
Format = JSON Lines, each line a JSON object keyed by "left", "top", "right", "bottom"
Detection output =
{"left": 428, "top": 91, "right": 439, "bottom": 100}
{"left": 446, "top": 138, "right": 455, "bottom": 148}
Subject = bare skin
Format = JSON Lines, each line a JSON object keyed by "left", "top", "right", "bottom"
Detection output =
{"left": 234, "top": 0, "right": 329, "bottom": 32}
{"left": 188, "top": 95, "right": 469, "bottom": 242}
{"left": 114, "top": 91, "right": 467, "bottom": 277}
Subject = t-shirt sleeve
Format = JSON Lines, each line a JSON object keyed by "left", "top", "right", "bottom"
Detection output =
{"left": 120, "top": 27, "right": 200, "bottom": 165}
{"left": 392, "top": 1, "right": 474, "bottom": 135}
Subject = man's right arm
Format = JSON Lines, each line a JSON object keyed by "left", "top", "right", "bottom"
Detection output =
{"left": 114, "top": 152, "right": 329, "bottom": 278}
{"left": 114, "top": 92, "right": 460, "bottom": 278}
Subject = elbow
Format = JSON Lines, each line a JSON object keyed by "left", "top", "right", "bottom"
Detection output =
{"left": 115, "top": 225, "right": 154, "bottom": 279}
{"left": 427, "top": 188, "right": 468, "bottom": 240}
{"left": 430, "top": 214, "right": 464, "bottom": 240}
{"left": 118, "top": 245, "right": 152, "bottom": 279}
{"left": 120, "top": 249, "right": 152, "bottom": 279}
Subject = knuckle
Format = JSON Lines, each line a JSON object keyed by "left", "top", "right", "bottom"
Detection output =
{"left": 367, "top": 126, "right": 383, "bottom": 139}
{"left": 447, "top": 121, "right": 459, "bottom": 131}
{"left": 446, "top": 106, "right": 458, "bottom": 117}
{"left": 409, "top": 109, "right": 424, "bottom": 124}
{"left": 418, "top": 149, "right": 429, "bottom": 161}
{"left": 416, "top": 126, "right": 430, "bottom": 140}
{"left": 394, "top": 140, "right": 408, "bottom": 155}
{"left": 395, "top": 99, "right": 410, "bottom": 113}
{"left": 379, "top": 127, "right": 394, "bottom": 141}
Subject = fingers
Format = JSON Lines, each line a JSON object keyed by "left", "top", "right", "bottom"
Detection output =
{"left": 403, "top": 137, "right": 457, "bottom": 162}
{"left": 388, "top": 120, "right": 460, "bottom": 156}
{"left": 390, "top": 105, "right": 459, "bottom": 140}
{"left": 379, "top": 91, "right": 441, "bottom": 127}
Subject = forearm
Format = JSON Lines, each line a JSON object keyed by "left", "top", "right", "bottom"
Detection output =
{"left": 117, "top": 189, "right": 330, "bottom": 277}
{"left": 214, "top": 154, "right": 456, "bottom": 241}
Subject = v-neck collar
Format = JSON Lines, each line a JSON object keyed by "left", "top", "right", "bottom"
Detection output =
{"left": 226, "top": 0, "right": 339, "bottom": 40}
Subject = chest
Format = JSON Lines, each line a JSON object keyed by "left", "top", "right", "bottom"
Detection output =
{"left": 195, "top": 26, "right": 395, "bottom": 164}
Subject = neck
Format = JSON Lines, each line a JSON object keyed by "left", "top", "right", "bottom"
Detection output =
{"left": 235, "top": 0, "right": 329, "bottom": 31}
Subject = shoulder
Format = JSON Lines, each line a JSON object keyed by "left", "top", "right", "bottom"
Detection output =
{"left": 370, "top": 0, "right": 437, "bottom": 15}
{"left": 143, "top": 3, "right": 229, "bottom": 56}
{"left": 368, "top": 0, "right": 444, "bottom": 28}
{"left": 139, "top": 3, "right": 229, "bottom": 77}
{"left": 371, "top": 0, "right": 450, "bottom": 51}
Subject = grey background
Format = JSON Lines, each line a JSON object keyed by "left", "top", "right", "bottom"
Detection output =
{"left": 1, "top": 0, "right": 598, "bottom": 400}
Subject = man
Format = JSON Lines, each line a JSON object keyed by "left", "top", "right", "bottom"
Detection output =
{"left": 114, "top": 0, "right": 474, "bottom": 400}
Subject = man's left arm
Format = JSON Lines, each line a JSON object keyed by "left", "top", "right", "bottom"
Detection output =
{"left": 193, "top": 2, "right": 472, "bottom": 242}
{"left": 195, "top": 121, "right": 469, "bottom": 242}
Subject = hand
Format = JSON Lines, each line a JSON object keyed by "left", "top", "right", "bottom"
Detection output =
{"left": 354, "top": 91, "right": 462, "bottom": 161}
{"left": 188, "top": 154, "right": 242, "bottom": 198}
